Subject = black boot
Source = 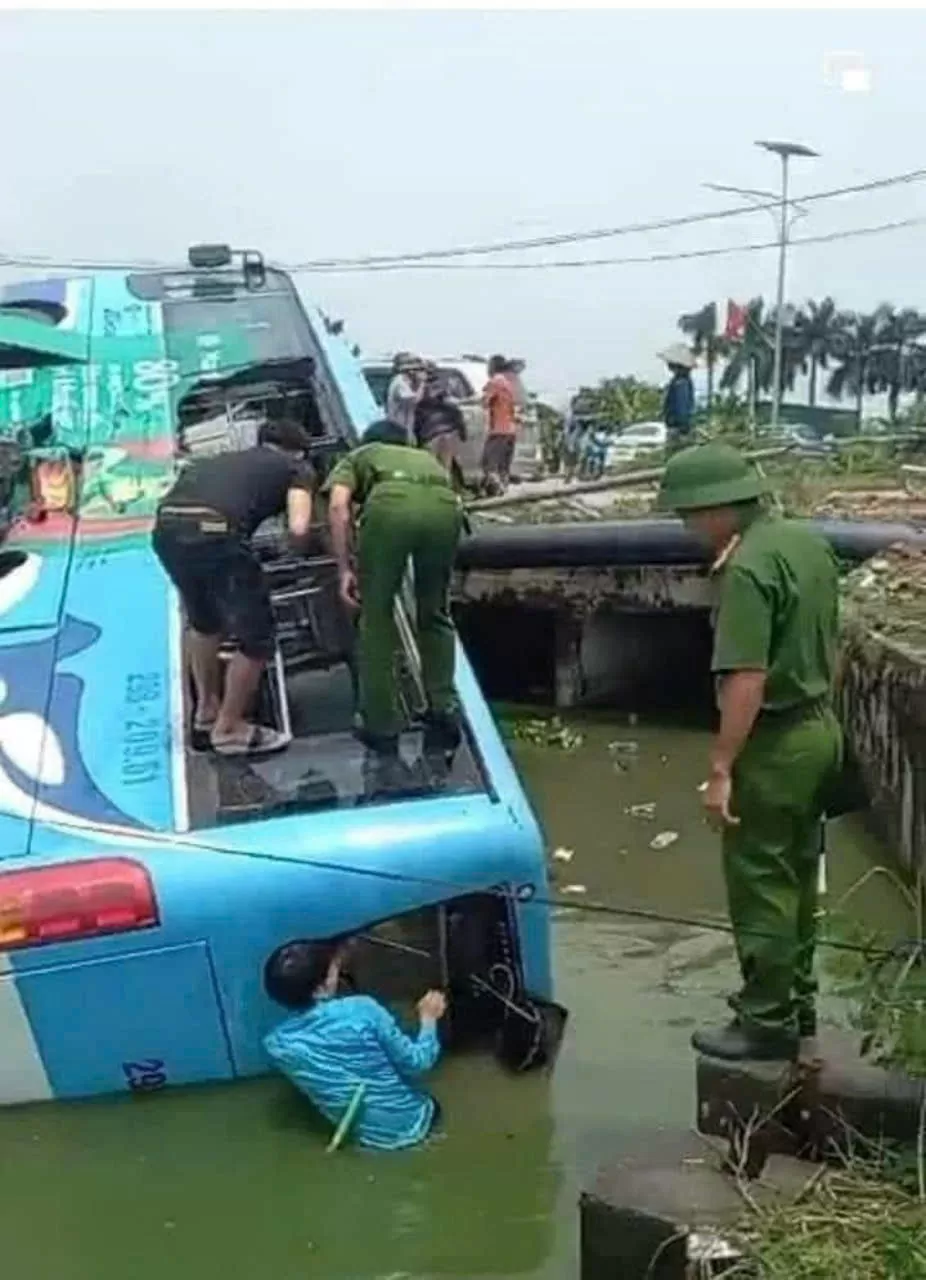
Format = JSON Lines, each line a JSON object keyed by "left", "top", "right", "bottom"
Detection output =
{"left": 798, "top": 1010, "right": 817, "bottom": 1039}
{"left": 354, "top": 728, "right": 399, "bottom": 757}
{"left": 422, "top": 710, "right": 462, "bottom": 755}
{"left": 692, "top": 1020, "right": 798, "bottom": 1063}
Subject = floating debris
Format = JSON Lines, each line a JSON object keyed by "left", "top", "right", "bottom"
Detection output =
{"left": 627, "top": 802, "right": 656, "bottom": 820}
{"left": 507, "top": 715, "right": 584, "bottom": 751}
{"left": 560, "top": 883, "right": 587, "bottom": 895}
{"left": 608, "top": 739, "right": 639, "bottom": 772}
{"left": 649, "top": 830, "right": 679, "bottom": 851}
{"left": 552, "top": 846, "right": 574, "bottom": 863}
{"left": 697, "top": 781, "right": 709, "bottom": 793}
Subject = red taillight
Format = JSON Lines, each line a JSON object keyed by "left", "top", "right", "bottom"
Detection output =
{"left": 0, "top": 858, "right": 159, "bottom": 951}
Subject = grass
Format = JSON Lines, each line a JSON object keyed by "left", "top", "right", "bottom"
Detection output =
{"left": 722, "top": 864, "right": 926, "bottom": 1279}
{"left": 730, "top": 1165, "right": 926, "bottom": 1279}
{"left": 821, "top": 864, "right": 926, "bottom": 1079}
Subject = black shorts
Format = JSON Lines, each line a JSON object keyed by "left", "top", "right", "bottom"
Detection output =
{"left": 481, "top": 433, "right": 515, "bottom": 477}
{"left": 152, "top": 514, "right": 276, "bottom": 661}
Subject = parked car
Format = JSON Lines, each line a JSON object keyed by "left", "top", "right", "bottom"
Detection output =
{"left": 361, "top": 354, "right": 543, "bottom": 484}
{"left": 605, "top": 421, "right": 668, "bottom": 468}
{"left": 767, "top": 424, "right": 836, "bottom": 458}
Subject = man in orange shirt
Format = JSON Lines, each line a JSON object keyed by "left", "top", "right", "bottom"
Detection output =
{"left": 481, "top": 354, "right": 517, "bottom": 494}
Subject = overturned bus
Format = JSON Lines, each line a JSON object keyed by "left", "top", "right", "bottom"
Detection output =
{"left": 0, "top": 246, "right": 562, "bottom": 1106}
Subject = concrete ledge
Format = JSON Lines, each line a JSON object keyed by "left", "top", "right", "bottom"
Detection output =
{"left": 696, "top": 1029, "right": 926, "bottom": 1164}
{"left": 579, "top": 1131, "right": 807, "bottom": 1279}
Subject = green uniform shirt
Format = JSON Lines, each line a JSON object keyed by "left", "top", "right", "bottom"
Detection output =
{"left": 711, "top": 514, "right": 839, "bottom": 713}
{"left": 324, "top": 441, "right": 450, "bottom": 508}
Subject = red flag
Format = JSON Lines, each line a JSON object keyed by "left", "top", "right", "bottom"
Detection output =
{"left": 725, "top": 300, "right": 748, "bottom": 342}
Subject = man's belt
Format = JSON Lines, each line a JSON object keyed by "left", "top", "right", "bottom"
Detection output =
{"left": 157, "top": 503, "right": 234, "bottom": 535}
{"left": 375, "top": 471, "right": 451, "bottom": 489}
{"left": 757, "top": 696, "right": 829, "bottom": 728}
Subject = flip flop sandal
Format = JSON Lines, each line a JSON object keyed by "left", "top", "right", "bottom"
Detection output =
{"left": 191, "top": 719, "right": 216, "bottom": 753}
{"left": 211, "top": 725, "right": 291, "bottom": 758}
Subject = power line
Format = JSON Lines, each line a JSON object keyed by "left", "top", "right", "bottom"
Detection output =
{"left": 284, "top": 167, "right": 926, "bottom": 268}
{"left": 0, "top": 166, "right": 925, "bottom": 276}
{"left": 1, "top": 215, "right": 921, "bottom": 283}
{"left": 290, "top": 215, "right": 926, "bottom": 274}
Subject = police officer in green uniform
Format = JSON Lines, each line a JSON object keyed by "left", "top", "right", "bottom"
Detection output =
{"left": 326, "top": 419, "right": 465, "bottom": 757}
{"left": 658, "top": 443, "right": 843, "bottom": 1062}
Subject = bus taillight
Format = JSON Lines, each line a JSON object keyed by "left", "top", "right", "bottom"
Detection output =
{"left": 0, "top": 859, "right": 159, "bottom": 951}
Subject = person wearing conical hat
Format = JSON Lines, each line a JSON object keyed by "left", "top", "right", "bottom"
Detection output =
{"left": 659, "top": 343, "right": 696, "bottom": 454}
{"left": 658, "top": 443, "right": 843, "bottom": 1064}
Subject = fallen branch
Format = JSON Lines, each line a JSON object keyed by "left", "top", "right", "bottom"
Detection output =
{"left": 467, "top": 446, "right": 792, "bottom": 513}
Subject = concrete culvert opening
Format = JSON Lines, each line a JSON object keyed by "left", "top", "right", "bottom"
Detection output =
{"left": 455, "top": 602, "right": 556, "bottom": 704}
{"left": 455, "top": 598, "right": 715, "bottom": 714}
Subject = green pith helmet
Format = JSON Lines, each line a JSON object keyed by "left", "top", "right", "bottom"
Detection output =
{"left": 657, "top": 442, "right": 770, "bottom": 511}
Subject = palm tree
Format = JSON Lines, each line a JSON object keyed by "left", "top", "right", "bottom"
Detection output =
{"left": 718, "top": 298, "right": 774, "bottom": 421}
{"left": 826, "top": 311, "right": 881, "bottom": 430}
{"left": 866, "top": 305, "right": 926, "bottom": 423}
{"left": 792, "top": 297, "right": 842, "bottom": 408}
{"left": 678, "top": 302, "right": 726, "bottom": 412}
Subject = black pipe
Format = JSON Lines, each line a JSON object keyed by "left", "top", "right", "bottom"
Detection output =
{"left": 457, "top": 519, "right": 926, "bottom": 571}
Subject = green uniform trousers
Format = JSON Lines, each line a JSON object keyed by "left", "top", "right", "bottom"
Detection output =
{"left": 356, "top": 482, "right": 464, "bottom": 737}
{"left": 723, "top": 706, "right": 843, "bottom": 1037}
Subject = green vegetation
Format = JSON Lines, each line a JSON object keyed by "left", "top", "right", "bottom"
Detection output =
{"left": 565, "top": 299, "right": 926, "bottom": 440}
{"left": 731, "top": 1164, "right": 926, "bottom": 1279}
{"left": 572, "top": 375, "right": 663, "bottom": 430}
{"left": 676, "top": 297, "right": 926, "bottom": 430}
{"left": 821, "top": 862, "right": 926, "bottom": 1079}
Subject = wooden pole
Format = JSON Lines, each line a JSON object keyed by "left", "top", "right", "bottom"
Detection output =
{"left": 467, "top": 446, "right": 792, "bottom": 514}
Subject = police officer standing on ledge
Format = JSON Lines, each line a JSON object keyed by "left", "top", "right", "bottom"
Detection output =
{"left": 152, "top": 418, "right": 316, "bottom": 758}
{"left": 657, "top": 442, "right": 843, "bottom": 1063}
{"left": 325, "top": 419, "right": 465, "bottom": 760}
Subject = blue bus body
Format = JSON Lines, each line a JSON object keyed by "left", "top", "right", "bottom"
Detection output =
{"left": 0, "top": 261, "right": 552, "bottom": 1106}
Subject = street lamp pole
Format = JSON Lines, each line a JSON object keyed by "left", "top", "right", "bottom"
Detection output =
{"left": 756, "top": 140, "right": 818, "bottom": 432}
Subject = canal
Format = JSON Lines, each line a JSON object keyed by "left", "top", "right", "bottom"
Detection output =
{"left": 0, "top": 713, "right": 910, "bottom": 1279}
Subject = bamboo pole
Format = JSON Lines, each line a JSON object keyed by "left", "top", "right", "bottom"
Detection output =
{"left": 467, "top": 446, "right": 792, "bottom": 514}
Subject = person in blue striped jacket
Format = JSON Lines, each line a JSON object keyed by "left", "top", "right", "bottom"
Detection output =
{"left": 263, "top": 936, "right": 446, "bottom": 1151}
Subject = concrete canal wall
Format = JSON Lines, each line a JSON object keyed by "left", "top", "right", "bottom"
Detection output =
{"left": 839, "top": 625, "right": 926, "bottom": 881}
{"left": 453, "top": 562, "right": 926, "bottom": 881}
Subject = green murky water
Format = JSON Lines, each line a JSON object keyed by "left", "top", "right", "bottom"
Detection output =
{"left": 0, "top": 715, "right": 910, "bottom": 1279}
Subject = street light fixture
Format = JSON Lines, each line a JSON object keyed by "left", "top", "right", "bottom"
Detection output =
{"left": 703, "top": 182, "right": 810, "bottom": 226}
{"left": 702, "top": 178, "right": 810, "bottom": 433}
{"left": 756, "top": 139, "right": 819, "bottom": 431}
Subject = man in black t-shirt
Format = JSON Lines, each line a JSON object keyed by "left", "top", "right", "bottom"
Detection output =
{"left": 152, "top": 418, "right": 316, "bottom": 757}
{"left": 413, "top": 368, "right": 467, "bottom": 490}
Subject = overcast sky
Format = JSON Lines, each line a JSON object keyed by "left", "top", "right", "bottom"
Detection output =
{"left": 2, "top": 9, "right": 925, "bottom": 403}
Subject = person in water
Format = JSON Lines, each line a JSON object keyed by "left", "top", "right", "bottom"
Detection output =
{"left": 263, "top": 936, "right": 447, "bottom": 1151}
